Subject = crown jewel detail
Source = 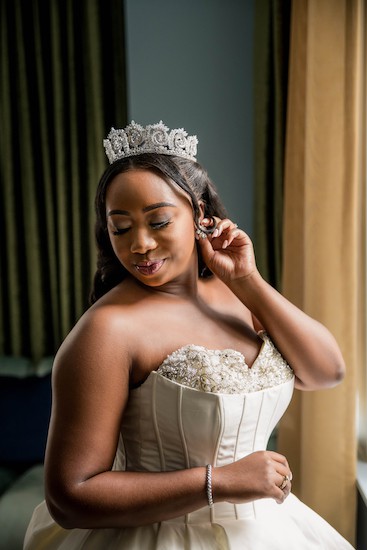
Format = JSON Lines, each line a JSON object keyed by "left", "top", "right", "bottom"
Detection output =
{"left": 103, "top": 121, "right": 198, "bottom": 164}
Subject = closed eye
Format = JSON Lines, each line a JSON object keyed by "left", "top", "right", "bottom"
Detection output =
{"left": 151, "top": 220, "right": 172, "bottom": 230}
{"left": 111, "top": 220, "right": 172, "bottom": 236}
{"left": 112, "top": 227, "right": 130, "bottom": 235}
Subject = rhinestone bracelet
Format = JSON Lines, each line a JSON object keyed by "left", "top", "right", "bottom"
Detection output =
{"left": 206, "top": 464, "right": 214, "bottom": 507}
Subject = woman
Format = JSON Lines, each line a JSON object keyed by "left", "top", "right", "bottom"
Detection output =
{"left": 24, "top": 121, "right": 354, "bottom": 549}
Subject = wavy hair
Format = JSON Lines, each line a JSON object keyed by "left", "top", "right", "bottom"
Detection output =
{"left": 90, "top": 154, "right": 228, "bottom": 304}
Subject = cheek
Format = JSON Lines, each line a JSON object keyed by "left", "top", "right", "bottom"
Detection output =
{"left": 108, "top": 234, "right": 128, "bottom": 261}
{"left": 170, "top": 224, "right": 196, "bottom": 249}
{"left": 175, "top": 215, "right": 197, "bottom": 239}
{"left": 172, "top": 229, "right": 197, "bottom": 260}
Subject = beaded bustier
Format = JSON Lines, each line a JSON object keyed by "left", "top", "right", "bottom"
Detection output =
{"left": 156, "top": 333, "right": 294, "bottom": 394}
{"left": 117, "top": 333, "right": 295, "bottom": 478}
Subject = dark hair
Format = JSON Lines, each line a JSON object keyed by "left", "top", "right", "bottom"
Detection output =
{"left": 90, "top": 153, "right": 228, "bottom": 304}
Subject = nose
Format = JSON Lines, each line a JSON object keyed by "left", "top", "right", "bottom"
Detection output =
{"left": 130, "top": 228, "right": 157, "bottom": 254}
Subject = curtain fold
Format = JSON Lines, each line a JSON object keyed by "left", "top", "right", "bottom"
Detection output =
{"left": 278, "top": 0, "right": 365, "bottom": 544}
{"left": 253, "top": 0, "right": 291, "bottom": 289}
{"left": 0, "top": 0, "right": 127, "bottom": 362}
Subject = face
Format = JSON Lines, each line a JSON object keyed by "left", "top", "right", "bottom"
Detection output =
{"left": 105, "top": 168, "right": 198, "bottom": 288}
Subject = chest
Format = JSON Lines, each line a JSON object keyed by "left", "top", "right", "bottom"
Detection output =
{"left": 129, "top": 300, "right": 260, "bottom": 388}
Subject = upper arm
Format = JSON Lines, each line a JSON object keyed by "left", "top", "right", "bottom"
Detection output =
{"left": 45, "top": 307, "right": 132, "bottom": 511}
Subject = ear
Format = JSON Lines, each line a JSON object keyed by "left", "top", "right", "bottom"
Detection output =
{"left": 198, "top": 200, "right": 206, "bottom": 224}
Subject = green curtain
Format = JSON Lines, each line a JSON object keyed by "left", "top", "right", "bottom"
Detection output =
{"left": 0, "top": 0, "right": 127, "bottom": 362}
{"left": 253, "top": 0, "right": 291, "bottom": 289}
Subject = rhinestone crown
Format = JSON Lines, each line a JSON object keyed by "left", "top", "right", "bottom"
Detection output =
{"left": 103, "top": 121, "right": 198, "bottom": 164}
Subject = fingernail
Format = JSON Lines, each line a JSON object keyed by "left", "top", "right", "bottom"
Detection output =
{"left": 213, "top": 229, "right": 219, "bottom": 237}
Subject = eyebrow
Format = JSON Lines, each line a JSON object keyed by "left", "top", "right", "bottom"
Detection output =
{"left": 107, "top": 202, "right": 177, "bottom": 216}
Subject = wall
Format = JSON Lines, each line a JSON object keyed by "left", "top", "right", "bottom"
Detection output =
{"left": 124, "top": 0, "right": 254, "bottom": 233}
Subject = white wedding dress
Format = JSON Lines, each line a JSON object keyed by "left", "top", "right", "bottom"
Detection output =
{"left": 24, "top": 333, "right": 354, "bottom": 549}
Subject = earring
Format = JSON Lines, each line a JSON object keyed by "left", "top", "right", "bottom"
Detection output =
{"left": 205, "top": 217, "right": 218, "bottom": 235}
{"left": 196, "top": 216, "right": 217, "bottom": 239}
{"left": 196, "top": 225, "right": 208, "bottom": 239}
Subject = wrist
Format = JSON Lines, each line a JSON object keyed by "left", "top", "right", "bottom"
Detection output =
{"left": 227, "top": 269, "right": 263, "bottom": 299}
{"left": 210, "top": 465, "right": 229, "bottom": 503}
{"left": 205, "top": 465, "right": 214, "bottom": 507}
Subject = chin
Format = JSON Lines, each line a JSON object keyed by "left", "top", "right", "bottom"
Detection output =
{"left": 132, "top": 272, "right": 170, "bottom": 287}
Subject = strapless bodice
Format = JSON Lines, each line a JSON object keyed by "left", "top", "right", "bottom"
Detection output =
{"left": 116, "top": 333, "right": 295, "bottom": 476}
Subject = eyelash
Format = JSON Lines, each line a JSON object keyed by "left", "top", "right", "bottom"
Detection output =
{"left": 112, "top": 220, "right": 172, "bottom": 236}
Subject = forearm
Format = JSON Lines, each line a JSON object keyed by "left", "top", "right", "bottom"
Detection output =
{"left": 228, "top": 272, "right": 345, "bottom": 389}
{"left": 47, "top": 452, "right": 292, "bottom": 529}
{"left": 47, "top": 467, "right": 208, "bottom": 529}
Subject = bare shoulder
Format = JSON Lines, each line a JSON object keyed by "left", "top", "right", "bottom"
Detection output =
{"left": 53, "top": 284, "right": 143, "bottom": 385}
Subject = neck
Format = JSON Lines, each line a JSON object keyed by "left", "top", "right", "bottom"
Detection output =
{"left": 131, "top": 254, "right": 201, "bottom": 300}
{"left": 140, "top": 271, "right": 200, "bottom": 300}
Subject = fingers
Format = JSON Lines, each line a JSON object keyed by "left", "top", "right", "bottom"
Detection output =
{"left": 268, "top": 451, "right": 291, "bottom": 470}
{"left": 200, "top": 217, "right": 243, "bottom": 249}
{"left": 263, "top": 451, "right": 293, "bottom": 504}
{"left": 275, "top": 473, "right": 292, "bottom": 504}
{"left": 220, "top": 451, "right": 293, "bottom": 506}
{"left": 274, "top": 457, "right": 293, "bottom": 504}
{"left": 195, "top": 215, "right": 257, "bottom": 285}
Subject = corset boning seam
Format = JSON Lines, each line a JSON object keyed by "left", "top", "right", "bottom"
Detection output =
{"left": 178, "top": 386, "right": 190, "bottom": 469}
{"left": 151, "top": 375, "right": 165, "bottom": 471}
{"left": 212, "top": 396, "right": 225, "bottom": 524}
{"left": 234, "top": 396, "right": 248, "bottom": 520}
{"left": 265, "top": 385, "right": 283, "bottom": 450}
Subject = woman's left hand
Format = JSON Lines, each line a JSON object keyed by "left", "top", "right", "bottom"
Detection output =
{"left": 197, "top": 218, "right": 258, "bottom": 283}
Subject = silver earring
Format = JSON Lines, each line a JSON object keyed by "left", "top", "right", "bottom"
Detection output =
{"left": 196, "top": 226, "right": 207, "bottom": 239}
{"left": 196, "top": 216, "right": 217, "bottom": 239}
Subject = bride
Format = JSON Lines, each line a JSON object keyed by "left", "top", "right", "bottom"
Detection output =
{"left": 24, "top": 121, "right": 354, "bottom": 549}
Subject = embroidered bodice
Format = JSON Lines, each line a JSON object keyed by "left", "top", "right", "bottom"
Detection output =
{"left": 156, "top": 333, "right": 294, "bottom": 394}
{"left": 116, "top": 334, "right": 295, "bottom": 478}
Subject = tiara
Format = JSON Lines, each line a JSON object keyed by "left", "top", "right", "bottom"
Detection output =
{"left": 103, "top": 121, "right": 198, "bottom": 164}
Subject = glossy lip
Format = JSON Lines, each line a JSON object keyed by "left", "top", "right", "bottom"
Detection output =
{"left": 134, "top": 259, "right": 165, "bottom": 276}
